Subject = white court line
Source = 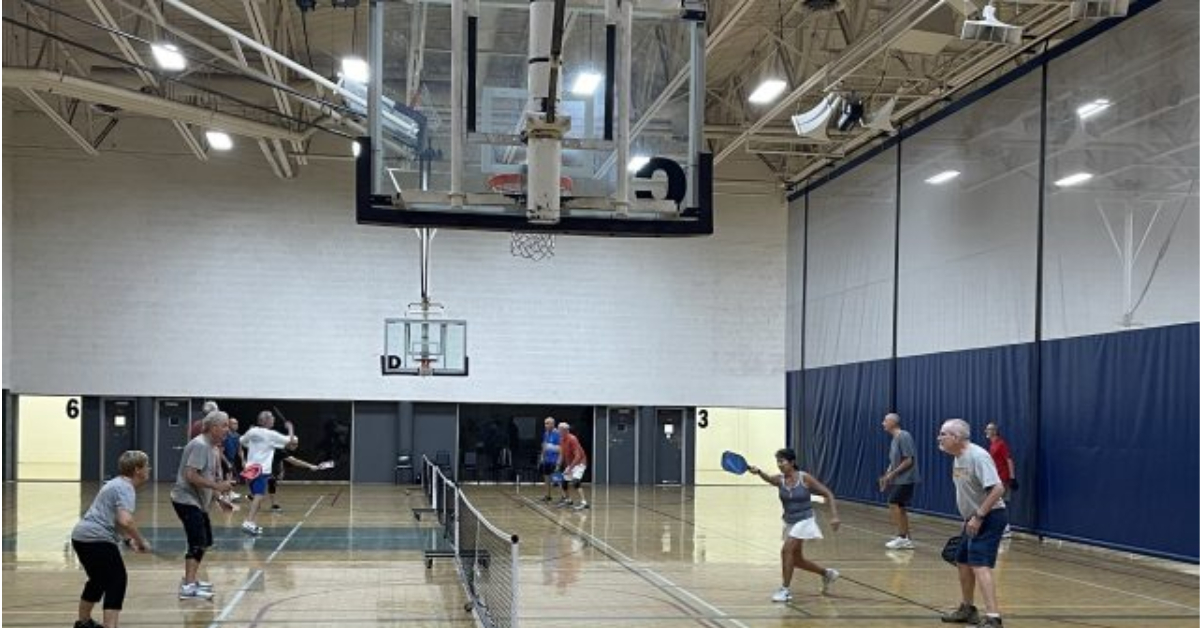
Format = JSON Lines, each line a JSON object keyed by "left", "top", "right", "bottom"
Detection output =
{"left": 521, "top": 496, "right": 753, "bottom": 628}
{"left": 207, "top": 494, "right": 327, "bottom": 628}
{"left": 1028, "top": 567, "right": 1200, "bottom": 612}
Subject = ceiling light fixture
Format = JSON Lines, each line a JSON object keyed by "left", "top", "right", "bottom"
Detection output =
{"left": 628, "top": 155, "right": 650, "bottom": 173}
{"left": 205, "top": 130, "right": 233, "bottom": 151}
{"left": 1054, "top": 172, "right": 1093, "bottom": 187}
{"left": 749, "top": 79, "right": 787, "bottom": 105}
{"left": 341, "top": 56, "right": 369, "bottom": 84}
{"left": 925, "top": 170, "right": 961, "bottom": 185}
{"left": 1076, "top": 98, "right": 1111, "bottom": 120}
{"left": 571, "top": 71, "right": 603, "bottom": 96}
{"left": 151, "top": 43, "right": 187, "bottom": 71}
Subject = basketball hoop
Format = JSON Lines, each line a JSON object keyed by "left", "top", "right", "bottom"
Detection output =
{"left": 487, "top": 174, "right": 572, "bottom": 262}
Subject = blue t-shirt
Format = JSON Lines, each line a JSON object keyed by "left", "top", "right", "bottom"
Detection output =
{"left": 223, "top": 433, "right": 240, "bottom": 463}
{"left": 542, "top": 431, "right": 561, "bottom": 464}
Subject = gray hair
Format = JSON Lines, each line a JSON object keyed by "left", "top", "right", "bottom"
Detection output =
{"left": 202, "top": 411, "right": 229, "bottom": 432}
{"left": 943, "top": 418, "right": 971, "bottom": 440}
{"left": 257, "top": 410, "right": 274, "bottom": 425}
{"left": 884, "top": 412, "right": 901, "bottom": 425}
{"left": 117, "top": 450, "right": 149, "bottom": 476}
{"left": 557, "top": 422, "right": 571, "bottom": 431}
{"left": 202, "top": 400, "right": 219, "bottom": 414}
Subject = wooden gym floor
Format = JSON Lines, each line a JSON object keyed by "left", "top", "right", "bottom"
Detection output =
{"left": 3, "top": 481, "right": 1197, "bottom": 627}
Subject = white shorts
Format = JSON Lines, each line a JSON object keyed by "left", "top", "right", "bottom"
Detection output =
{"left": 782, "top": 518, "right": 823, "bottom": 541}
{"left": 564, "top": 464, "right": 587, "bottom": 482}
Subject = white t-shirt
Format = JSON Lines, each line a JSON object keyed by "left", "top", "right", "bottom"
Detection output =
{"left": 241, "top": 426, "right": 292, "bottom": 473}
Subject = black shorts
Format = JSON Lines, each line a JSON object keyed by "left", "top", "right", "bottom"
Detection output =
{"left": 171, "top": 501, "right": 213, "bottom": 551}
{"left": 72, "top": 540, "right": 128, "bottom": 610}
{"left": 887, "top": 483, "right": 915, "bottom": 506}
{"left": 539, "top": 462, "right": 558, "bottom": 477}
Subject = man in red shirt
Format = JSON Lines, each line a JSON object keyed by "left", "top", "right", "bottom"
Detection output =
{"left": 984, "top": 422, "right": 1016, "bottom": 538}
{"left": 555, "top": 423, "right": 589, "bottom": 510}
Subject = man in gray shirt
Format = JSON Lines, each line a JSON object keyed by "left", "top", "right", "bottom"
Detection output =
{"left": 937, "top": 418, "right": 1007, "bottom": 628}
{"left": 879, "top": 413, "right": 920, "bottom": 550}
{"left": 171, "top": 411, "right": 233, "bottom": 601}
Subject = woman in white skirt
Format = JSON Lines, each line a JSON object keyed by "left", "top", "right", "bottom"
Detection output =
{"left": 749, "top": 448, "right": 842, "bottom": 603}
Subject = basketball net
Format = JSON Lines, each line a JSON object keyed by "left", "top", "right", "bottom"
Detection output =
{"left": 488, "top": 174, "right": 571, "bottom": 261}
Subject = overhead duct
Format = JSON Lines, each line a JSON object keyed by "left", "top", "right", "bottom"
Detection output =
{"left": 3, "top": 68, "right": 306, "bottom": 143}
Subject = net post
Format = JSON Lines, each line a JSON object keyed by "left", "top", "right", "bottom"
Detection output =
{"left": 510, "top": 534, "right": 520, "bottom": 628}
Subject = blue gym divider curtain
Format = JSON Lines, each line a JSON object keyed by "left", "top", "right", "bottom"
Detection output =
{"left": 791, "top": 323, "right": 1199, "bottom": 562}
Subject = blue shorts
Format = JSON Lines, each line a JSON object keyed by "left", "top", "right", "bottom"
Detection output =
{"left": 955, "top": 509, "right": 1008, "bottom": 568}
{"left": 248, "top": 474, "right": 271, "bottom": 496}
{"left": 539, "top": 461, "right": 558, "bottom": 477}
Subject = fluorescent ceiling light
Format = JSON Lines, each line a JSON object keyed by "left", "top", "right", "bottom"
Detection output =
{"left": 925, "top": 170, "right": 961, "bottom": 185}
{"left": 151, "top": 43, "right": 187, "bottom": 71}
{"left": 341, "top": 56, "right": 370, "bottom": 83}
{"left": 1054, "top": 172, "right": 1093, "bottom": 187}
{"left": 205, "top": 130, "right": 233, "bottom": 151}
{"left": 748, "top": 79, "right": 787, "bottom": 105}
{"left": 1076, "top": 98, "right": 1111, "bottom": 120}
{"left": 352, "top": 141, "right": 362, "bottom": 158}
{"left": 571, "top": 71, "right": 603, "bottom": 96}
{"left": 628, "top": 155, "right": 650, "bottom": 172}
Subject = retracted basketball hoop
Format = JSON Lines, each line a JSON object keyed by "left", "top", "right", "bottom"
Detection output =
{"left": 488, "top": 174, "right": 573, "bottom": 261}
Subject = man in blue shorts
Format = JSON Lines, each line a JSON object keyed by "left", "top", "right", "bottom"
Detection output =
{"left": 937, "top": 418, "right": 1007, "bottom": 628}
{"left": 538, "top": 417, "right": 561, "bottom": 502}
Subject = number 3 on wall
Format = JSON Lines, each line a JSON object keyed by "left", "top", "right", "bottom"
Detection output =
{"left": 697, "top": 409, "right": 708, "bottom": 429}
{"left": 66, "top": 398, "right": 80, "bottom": 419}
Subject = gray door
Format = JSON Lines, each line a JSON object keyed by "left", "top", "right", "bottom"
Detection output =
{"left": 352, "top": 401, "right": 399, "bottom": 483}
{"left": 102, "top": 399, "right": 136, "bottom": 479}
{"left": 654, "top": 408, "right": 684, "bottom": 485}
{"left": 154, "top": 399, "right": 190, "bottom": 482}
{"left": 607, "top": 407, "right": 637, "bottom": 484}
{"left": 413, "top": 403, "right": 458, "bottom": 480}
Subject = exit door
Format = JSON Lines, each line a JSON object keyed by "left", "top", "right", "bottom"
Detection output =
{"left": 654, "top": 408, "right": 684, "bottom": 485}
{"left": 154, "top": 399, "right": 190, "bottom": 482}
{"left": 102, "top": 399, "right": 136, "bottom": 479}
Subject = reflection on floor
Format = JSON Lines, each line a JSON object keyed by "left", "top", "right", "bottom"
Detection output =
{"left": 3, "top": 482, "right": 1197, "bottom": 627}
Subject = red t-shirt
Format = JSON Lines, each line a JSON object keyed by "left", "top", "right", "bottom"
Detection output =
{"left": 989, "top": 437, "right": 1012, "bottom": 483}
{"left": 559, "top": 433, "right": 587, "bottom": 467}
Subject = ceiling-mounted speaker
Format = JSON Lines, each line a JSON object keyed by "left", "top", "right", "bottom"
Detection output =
{"left": 837, "top": 97, "right": 865, "bottom": 131}
{"left": 961, "top": 4, "right": 1022, "bottom": 45}
{"left": 862, "top": 96, "right": 897, "bottom": 134}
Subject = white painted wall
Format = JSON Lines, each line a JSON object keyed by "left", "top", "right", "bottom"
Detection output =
{"left": 3, "top": 115, "right": 786, "bottom": 407}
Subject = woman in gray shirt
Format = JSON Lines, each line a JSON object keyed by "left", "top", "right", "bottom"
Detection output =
{"left": 748, "top": 448, "right": 842, "bottom": 604}
{"left": 70, "top": 450, "right": 152, "bottom": 628}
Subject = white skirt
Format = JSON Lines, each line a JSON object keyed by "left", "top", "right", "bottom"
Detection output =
{"left": 782, "top": 518, "right": 824, "bottom": 541}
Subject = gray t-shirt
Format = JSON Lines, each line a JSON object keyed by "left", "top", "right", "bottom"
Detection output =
{"left": 72, "top": 476, "right": 136, "bottom": 545}
{"left": 889, "top": 429, "right": 921, "bottom": 484}
{"left": 953, "top": 443, "right": 1006, "bottom": 518}
{"left": 171, "top": 434, "right": 218, "bottom": 509}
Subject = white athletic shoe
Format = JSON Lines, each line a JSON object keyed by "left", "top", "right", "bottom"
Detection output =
{"left": 179, "top": 582, "right": 214, "bottom": 601}
{"left": 885, "top": 537, "right": 915, "bottom": 550}
{"left": 771, "top": 587, "right": 792, "bottom": 603}
{"left": 821, "top": 568, "right": 840, "bottom": 594}
{"left": 181, "top": 578, "right": 213, "bottom": 591}
{"left": 1001, "top": 525, "right": 1013, "bottom": 539}
{"left": 241, "top": 522, "right": 263, "bottom": 536}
